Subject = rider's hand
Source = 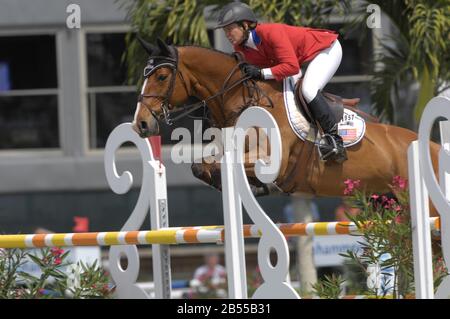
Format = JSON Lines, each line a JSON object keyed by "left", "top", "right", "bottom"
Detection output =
{"left": 240, "top": 63, "right": 263, "bottom": 80}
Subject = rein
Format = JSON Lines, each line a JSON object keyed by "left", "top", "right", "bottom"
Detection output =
{"left": 138, "top": 47, "right": 272, "bottom": 126}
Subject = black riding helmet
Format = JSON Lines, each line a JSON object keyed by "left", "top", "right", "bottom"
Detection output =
{"left": 215, "top": 2, "right": 257, "bottom": 29}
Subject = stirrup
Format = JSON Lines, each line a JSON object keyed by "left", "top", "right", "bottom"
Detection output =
{"left": 317, "top": 133, "right": 339, "bottom": 162}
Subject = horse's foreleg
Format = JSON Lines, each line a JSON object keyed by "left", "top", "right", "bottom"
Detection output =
{"left": 191, "top": 153, "right": 284, "bottom": 196}
{"left": 190, "top": 157, "right": 262, "bottom": 193}
{"left": 191, "top": 156, "right": 222, "bottom": 191}
{"left": 243, "top": 151, "right": 286, "bottom": 197}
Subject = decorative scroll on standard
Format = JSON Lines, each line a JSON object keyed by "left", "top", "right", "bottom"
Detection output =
{"left": 104, "top": 123, "right": 170, "bottom": 299}
{"left": 226, "top": 107, "right": 300, "bottom": 299}
{"left": 408, "top": 96, "right": 450, "bottom": 299}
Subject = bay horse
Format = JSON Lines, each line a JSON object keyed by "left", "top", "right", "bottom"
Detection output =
{"left": 132, "top": 38, "right": 440, "bottom": 204}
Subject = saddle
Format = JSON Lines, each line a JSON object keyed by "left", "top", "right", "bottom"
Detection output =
{"left": 294, "top": 78, "right": 362, "bottom": 124}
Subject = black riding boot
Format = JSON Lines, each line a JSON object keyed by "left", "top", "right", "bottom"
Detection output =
{"left": 308, "top": 92, "right": 348, "bottom": 163}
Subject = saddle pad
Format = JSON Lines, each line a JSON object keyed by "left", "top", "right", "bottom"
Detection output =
{"left": 282, "top": 76, "right": 365, "bottom": 147}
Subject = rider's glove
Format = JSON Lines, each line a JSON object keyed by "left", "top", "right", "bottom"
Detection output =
{"left": 240, "top": 63, "right": 263, "bottom": 80}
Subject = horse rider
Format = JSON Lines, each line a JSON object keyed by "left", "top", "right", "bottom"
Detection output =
{"left": 215, "top": 2, "right": 347, "bottom": 163}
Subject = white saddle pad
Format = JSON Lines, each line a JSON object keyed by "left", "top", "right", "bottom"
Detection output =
{"left": 282, "top": 75, "right": 365, "bottom": 147}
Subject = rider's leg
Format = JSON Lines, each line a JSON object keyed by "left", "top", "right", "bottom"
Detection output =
{"left": 302, "top": 40, "right": 347, "bottom": 163}
{"left": 308, "top": 93, "right": 347, "bottom": 162}
{"left": 302, "top": 40, "right": 342, "bottom": 103}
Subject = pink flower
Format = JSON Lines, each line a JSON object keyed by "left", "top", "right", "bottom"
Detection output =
{"left": 343, "top": 179, "right": 361, "bottom": 195}
{"left": 370, "top": 194, "right": 379, "bottom": 200}
{"left": 383, "top": 198, "right": 398, "bottom": 210}
{"left": 54, "top": 257, "right": 62, "bottom": 265}
{"left": 51, "top": 247, "right": 64, "bottom": 257}
{"left": 434, "top": 257, "right": 448, "bottom": 274}
{"left": 394, "top": 215, "right": 404, "bottom": 224}
{"left": 392, "top": 176, "right": 408, "bottom": 190}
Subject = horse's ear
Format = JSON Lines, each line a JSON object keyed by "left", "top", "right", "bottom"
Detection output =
{"left": 156, "top": 37, "right": 172, "bottom": 57}
{"left": 137, "top": 35, "right": 157, "bottom": 56}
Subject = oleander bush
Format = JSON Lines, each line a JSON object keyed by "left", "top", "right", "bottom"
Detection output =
{"left": 0, "top": 247, "right": 115, "bottom": 299}
{"left": 313, "top": 176, "right": 448, "bottom": 299}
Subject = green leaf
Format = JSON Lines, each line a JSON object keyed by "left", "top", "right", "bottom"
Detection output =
{"left": 17, "top": 271, "right": 39, "bottom": 282}
{"left": 414, "top": 66, "right": 436, "bottom": 120}
{"left": 27, "top": 254, "right": 47, "bottom": 269}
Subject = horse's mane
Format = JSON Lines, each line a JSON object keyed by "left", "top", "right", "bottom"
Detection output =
{"left": 178, "top": 45, "right": 237, "bottom": 62}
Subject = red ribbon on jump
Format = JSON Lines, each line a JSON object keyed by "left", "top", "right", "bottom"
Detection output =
{"left": 73, "top": 216, "right": 89, "bottom": 233}
{"left": 148, "top": 136, "right": 162, "bottom": 163}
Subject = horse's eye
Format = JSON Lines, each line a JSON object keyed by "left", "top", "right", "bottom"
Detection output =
{"left": 158, "top": 75, "right": 168, "bottom": 81}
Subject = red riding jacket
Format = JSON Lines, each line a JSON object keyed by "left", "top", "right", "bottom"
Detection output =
{"left": 233, "top": 23, "right": 338, "bottom": 81}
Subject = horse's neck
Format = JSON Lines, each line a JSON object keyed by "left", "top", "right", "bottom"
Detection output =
{"left": 180, "top": 47, "right": 245, "bottom": 127}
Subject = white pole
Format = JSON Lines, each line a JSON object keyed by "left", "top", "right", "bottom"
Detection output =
{"left": 221, "top": 127, "right": 248, "bottom": 298}
{"left": 408, "top": 141, "right": 434, "bottom": 299}
{"left": 436, "top": 120, "right": 450, "bottom": 298}
{"left": 292, "top": 196, "right": 317, "bottom": 294}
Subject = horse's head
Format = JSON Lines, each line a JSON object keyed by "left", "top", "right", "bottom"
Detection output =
{"left": 132, "top": 38, "right": 191, "bottom": 137}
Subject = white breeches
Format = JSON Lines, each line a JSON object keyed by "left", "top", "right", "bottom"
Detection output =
{"left": 301, "top": 40, "right": 342, "bottom": 103}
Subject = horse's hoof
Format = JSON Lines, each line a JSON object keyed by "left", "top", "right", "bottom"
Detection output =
{"left": 191, "top": 163, "right": 212, "bottom": 184}
{"left": 191, "top": 163, "right": 203, "bottom": 178}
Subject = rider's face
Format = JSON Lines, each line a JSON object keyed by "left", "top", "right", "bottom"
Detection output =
{"left": 223, "top": 23, "right": 245, "bottom": 46}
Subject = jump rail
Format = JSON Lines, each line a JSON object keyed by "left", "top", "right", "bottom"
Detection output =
{"left": 0, "top": 218, "right": 440, "bottom": 249}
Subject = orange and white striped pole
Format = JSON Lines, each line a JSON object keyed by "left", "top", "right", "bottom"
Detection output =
{"left": 0, "top": 217, "right": 439, "bottom": 249}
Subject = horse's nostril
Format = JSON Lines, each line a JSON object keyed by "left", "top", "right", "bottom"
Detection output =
{"left": 140, "top": 121, "right": 148, "bottom": 130}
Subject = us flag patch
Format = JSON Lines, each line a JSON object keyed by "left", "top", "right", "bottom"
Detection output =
{"left": 339, "top": 128, "right": 357, "bottom": 141}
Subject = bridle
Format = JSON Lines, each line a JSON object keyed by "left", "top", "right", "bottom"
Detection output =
{"left": 137, "top": 51, "right": 186, "bottom": 126}
{"left": 137, "top": 46, "right": 267, "bottom": 126}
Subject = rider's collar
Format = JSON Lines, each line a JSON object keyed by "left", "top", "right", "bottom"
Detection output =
{"left": 244, "top": 29, "right": 261, "bottom": 50}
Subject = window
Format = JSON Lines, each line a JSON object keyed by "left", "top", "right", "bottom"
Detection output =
{"left": 0, "top": 35, "right": 57, "bottom": 90}
{"left": 87, "top": 33, "right": 128, "bottom": 87}
{"left": 0, "top": 95, "right": 58, "bottom": 149}
{"left": 86, "top": 32, "right": 211, "bottom": 148}
{"left": 0, "top": 35, "right": 59, "bottom": 149}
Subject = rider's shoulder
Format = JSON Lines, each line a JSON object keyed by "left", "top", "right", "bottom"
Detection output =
{"left": 255, "top": 23, "right": 286, "bottom": 39}
{"left": 257, "top": 22, "right": 303, "bottom": 36}
{"left": 256, "top": 22, "right": 284, "bottom": 31}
